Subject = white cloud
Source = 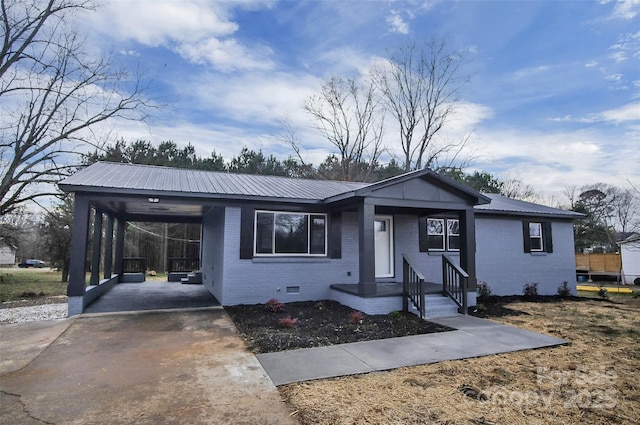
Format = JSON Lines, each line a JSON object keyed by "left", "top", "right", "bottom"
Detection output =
{"left": 610, "top": 51, "right": 627, "bottom": 63}
{"left": 602, "top": 0, "right": 640, "bottom": 19}
{"left": 447, "top": 102, "right": 494, "bottom": 133}
{"left": 177, "top": 38, "right": 274, "bottom": 72}
{"left": 605, "top": 73, "right": 623, "bottom": 82}
{"left": 550, "top": 102, "right": 640, "bottom": 124}
{"left": 600, "top": 102, "right": 640, "bottom": 122}
{"left": 94, "top": 1, "right": 238, "bottom": 44}
{"left": 511, "top": 65, "right": 551, "bottom": 80}
{"left": 312, "top": 48, "right": 378, "bottom": 77}
{"left": 585, "top": 60, "right": 599, "bottom": 68}
{"left": 119, "top": 49, "right": 140, "bottom": 57}
{"left": 472, "top": 127, "right": 639, "bottom": 195}
{"left": 181, "top": 70, "right": 322, "bottom": 128}
{"left": 88, "top": 1, "right": 273, "bottom": 72}
{"left": 386, "top": 11, "right": 409, "bottom": 34}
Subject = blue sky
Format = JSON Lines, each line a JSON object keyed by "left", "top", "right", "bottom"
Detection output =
{"left": 79, "top": 0, "right": 639, "bottom": 199}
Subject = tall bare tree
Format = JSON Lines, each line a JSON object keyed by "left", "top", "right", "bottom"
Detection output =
{"left": 610, "top": 187, "right": 639, "bottom": 235}
{"left": 0, "top": 0, "right": 151, "bottom": 215}
{"left": 373, "top": 38, "right": 469, "bottom": 172}
{"left": 303, "top": 76, "right": 384, "bottom": 182}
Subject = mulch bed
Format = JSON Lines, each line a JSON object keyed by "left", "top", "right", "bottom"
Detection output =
{"left": 225, "top": 300, "right": 454, "bottom": 353}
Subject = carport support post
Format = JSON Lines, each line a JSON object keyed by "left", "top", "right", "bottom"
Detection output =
{"left": 114, "top": 218, "right": 126, "bottom": 279}
{"left": 103, "top": 214, "right": 114, "bottom": 279}
{"left": 89, "top": 210, "right": 103, "bottom": 286}
{"left": 67, "top": 194, "right": 91, "bottom": 316}
{"left": 358, "top": 199, "right": 376, "bottom": 296}
{"left": 459, "top": 207, "right": 477, "bottom": 314}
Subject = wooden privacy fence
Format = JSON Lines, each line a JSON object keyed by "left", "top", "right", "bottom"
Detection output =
{"left": 576, "top": 253, "right": 621, "bottom": 280}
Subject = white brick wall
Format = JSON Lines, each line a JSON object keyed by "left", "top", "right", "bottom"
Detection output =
{"left": 199, "top": 207, "right": 577, "bottom": 306}
{"left": 219, "top": 209, "right": 361, "bottom": 305}
{"left": 476, "top": 218, "right": 577, "bottom": 296}
{"left": 201, "top": 207, "right": 225, "bottom": 301}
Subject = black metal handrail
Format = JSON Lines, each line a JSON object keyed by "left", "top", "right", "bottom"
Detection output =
{"left": 168, "top": 257, "right": 200, "bottom": 273}
{"left": 403, "top": 254, "right": 426, "bottom": 319}
{"left": 122, "top": 257, "right": 146, "bottom": 273}
{"left": 442, "top": 254, "right": 469, "bottom": 315}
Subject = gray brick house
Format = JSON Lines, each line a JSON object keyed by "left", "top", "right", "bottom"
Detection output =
{"left": 59, "top": 162, "right": 582, "bottom": 317}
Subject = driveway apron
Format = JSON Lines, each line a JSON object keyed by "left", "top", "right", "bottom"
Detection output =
{"left": 0, "top": 309, "right": 298, "bottom": 425}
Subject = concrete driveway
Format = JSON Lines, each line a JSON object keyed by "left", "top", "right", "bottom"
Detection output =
{"left": 0, "top": 308, "right": 298, "bottom": 425}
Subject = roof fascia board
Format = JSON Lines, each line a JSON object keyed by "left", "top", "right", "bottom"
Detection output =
{"left": 59, "top": 185, "right": 325, "bottom": 205}
{"left": 364, "top": 196, "right": 475, "bottom": 210}
{"left": 475, "top": 209, "right": 585, "bottom": 220}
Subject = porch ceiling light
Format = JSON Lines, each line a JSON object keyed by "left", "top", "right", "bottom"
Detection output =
{"left": 148, "top": 197, "right": 159, "bottom": 203}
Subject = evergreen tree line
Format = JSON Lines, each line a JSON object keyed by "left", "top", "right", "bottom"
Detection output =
{"left": 83, "top": 139, "right": 406, "bottom": 182}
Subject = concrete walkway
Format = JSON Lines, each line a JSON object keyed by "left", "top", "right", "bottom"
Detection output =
{"left": 257, "top": 315, "right": 570, "bottom": 386}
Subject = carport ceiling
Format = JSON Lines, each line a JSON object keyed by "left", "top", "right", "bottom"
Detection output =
{"left": 91, "top": 195, "right": 209, "bottom": 222}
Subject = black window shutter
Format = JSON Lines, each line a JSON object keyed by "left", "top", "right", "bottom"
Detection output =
{"left": 522, "top": 221, "right": 531, "bottom": 253}
{"left": 418, "top": 216, "right": 428, "bottom": 252}
{"left": 543, "top": 222, "right": 553, "bottom": 253}
{"left": 239, "top": 207, "right": 254, "bottom": 259}
{"left": 329, "top": 212, "right": 342, "bottom": 259}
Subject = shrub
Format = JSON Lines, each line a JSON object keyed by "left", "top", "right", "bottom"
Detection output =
{"left": 474, "top": 303, "right": 486, "bottom": 313}
{"left": 388, "top": 310, "right": 402, "bottom": 319}
{"left": 279, "top": 316, "right": 298, "bottom": 328}
{"left": 266, "top": 298, "right": 285, "bottom": 313}
{"left": 314, "top": 301, "right": 325, "bottom": 310}
{"left": 557, "top": 281, "right": 571, "bottom": 297}
{"left": 477, "top": 281, "right": 492, "bottom": 299}
{"left": 597, "top": 287, "right": 609, "bottom": 299}
{"left": 349, "top": 311, "right": 364, "bottom": 324}
{"left": 523, "top": 282, "right": 538, "bottom": 297}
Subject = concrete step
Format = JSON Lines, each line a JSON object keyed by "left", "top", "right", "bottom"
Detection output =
{"left": 425, "top": 294, "right": 460, "bottom": 319}
{"left": 181, "top": 271, "right": 203, "bottom": 284}
{"left": 408, "top": 294, "right": 460, "bottom": 319}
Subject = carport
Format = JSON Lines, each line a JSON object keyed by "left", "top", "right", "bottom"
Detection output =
{"left": 59, "top": 164, "right": 218, "bottom": 316}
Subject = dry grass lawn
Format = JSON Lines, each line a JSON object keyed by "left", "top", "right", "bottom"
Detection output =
{"left": 280, "top": 294, "right": 639, "bottom": 425}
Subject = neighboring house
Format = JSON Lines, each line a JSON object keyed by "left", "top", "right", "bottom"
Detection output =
{"left": 0, "top": 238, "right": 17, "bottom": 267}
{"left": 619, "top": 234, "right": 640, "bottom": 285}
{"left": 59, "top": 162, "right": 583, "bottom": 316}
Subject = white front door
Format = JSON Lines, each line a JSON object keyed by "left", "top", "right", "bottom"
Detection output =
{"left": 374, "top": 215, "right": 394, "bottom": 278}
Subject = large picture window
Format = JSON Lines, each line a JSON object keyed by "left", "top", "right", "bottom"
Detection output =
{"left": 426, "top": 218, "right": 460, "bottom": 251}
{"left": 255, "top": 211, "right": 327, "bottom": 256}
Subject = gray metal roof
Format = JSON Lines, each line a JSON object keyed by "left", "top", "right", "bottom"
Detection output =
{"left": 60, "top": 163, "right": 581, "bottom": 220}
{"left": 475, "top": 193, "right": 585, "bottom": 219}
{"left": 619, "top": 233, "right": 640, "bottom": 245}
{"left": 59, "top": 162, "right": 368, "bottom": 201}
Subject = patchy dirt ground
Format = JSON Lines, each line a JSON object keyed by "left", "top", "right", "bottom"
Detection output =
{"left": 0, "top": 295, "right": 66, "bottom": 309}
{"left": 225, "top": 300, "right": 454, "bottom": 353}
{"left": 280, "top": 295, "right": 640, "bottom": 425}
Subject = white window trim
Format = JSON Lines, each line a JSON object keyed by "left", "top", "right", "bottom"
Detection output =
{"left": 447, "top": 219, "right": 460, "bottom": 252}
{"left": 427, "top": 218, "right": 446, "bottom": 251}
{"left": 427, "top": 218, "right": 460, "bottom": 252}
{"left": 254, "top": 210, "right": 328, "bottom": 257}
{"left": 529, "top": 222, "right": 544, "bottom": 252}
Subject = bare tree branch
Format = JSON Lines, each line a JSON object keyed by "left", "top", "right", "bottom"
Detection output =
{"left": 303, "top": 76, "right": 384, "bottom": 182}
{"left": 372, "top": 38, "right": 469, "bottom": 172}
{"left": 1, "top": 0, "right": 152, "bottom": 215}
